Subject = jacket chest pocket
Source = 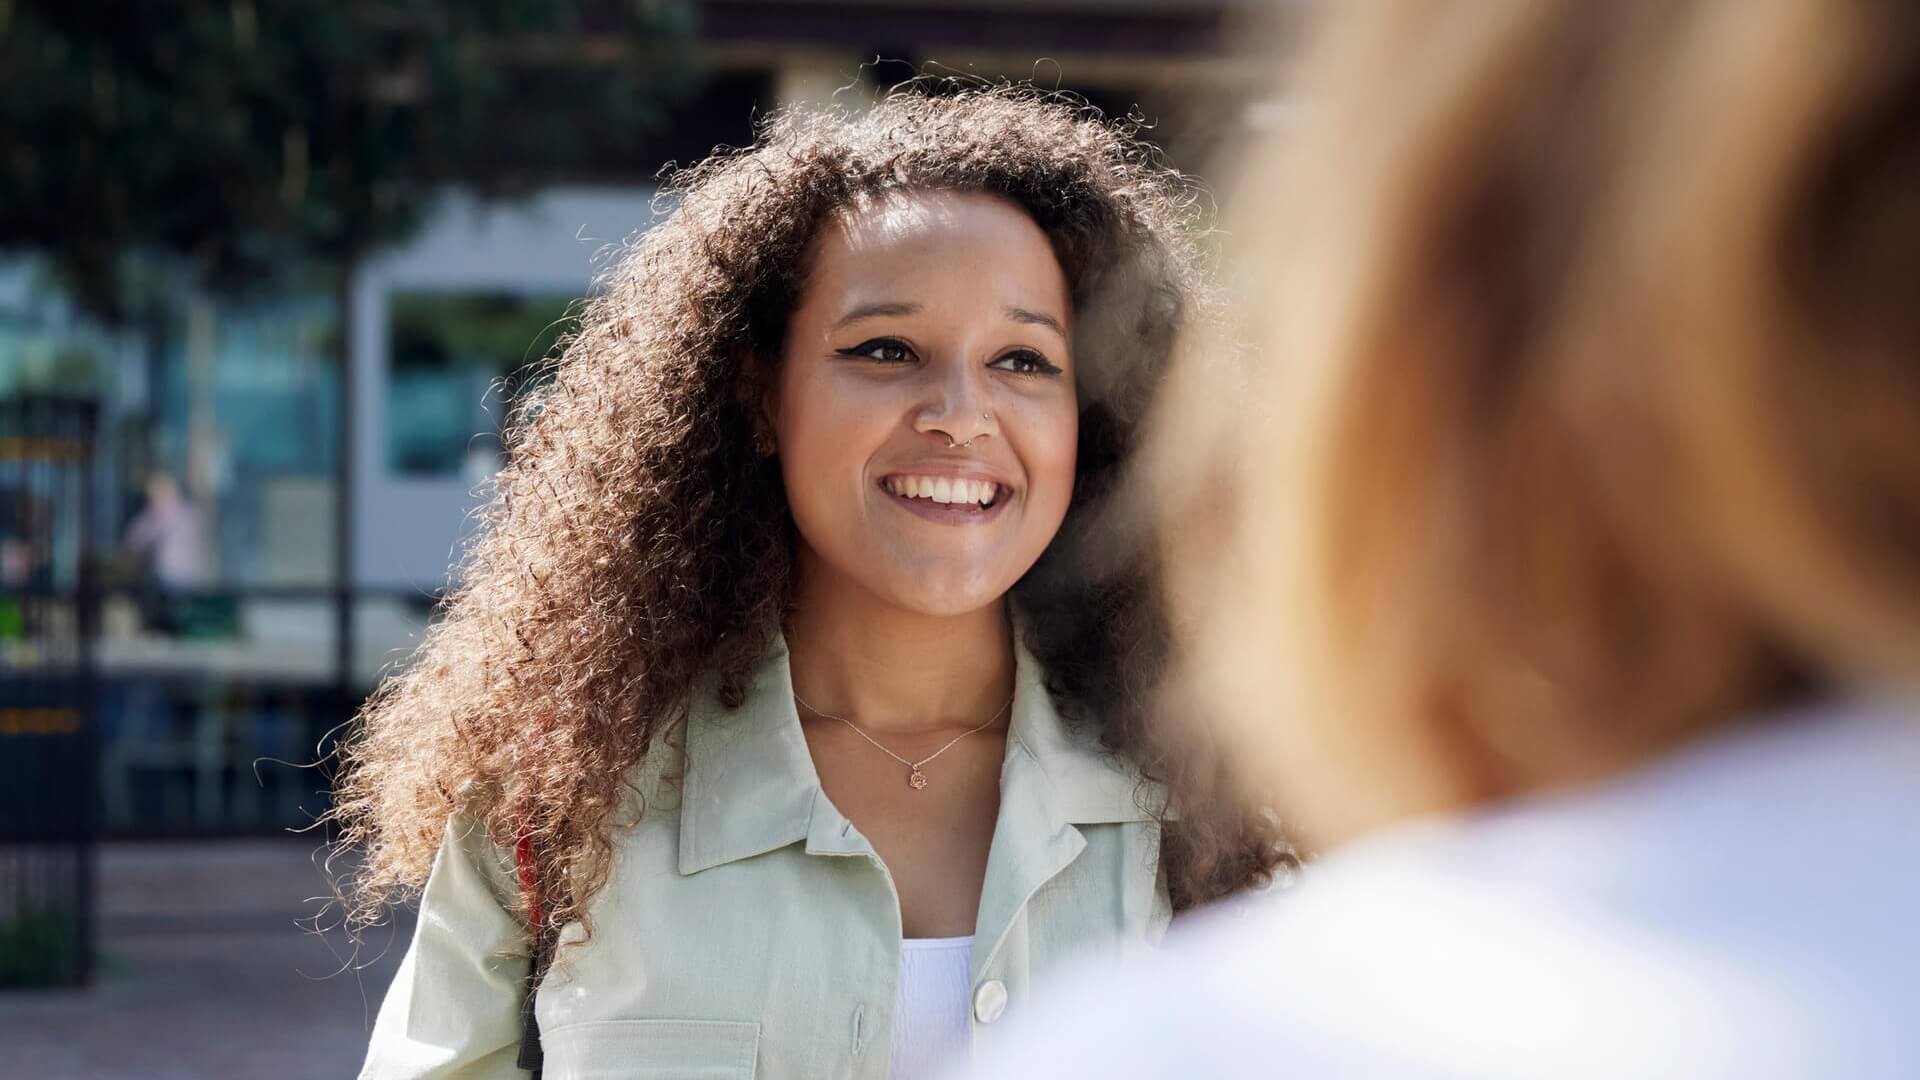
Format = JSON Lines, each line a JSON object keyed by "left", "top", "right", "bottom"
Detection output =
{"left": 542, "top": 1018, "right": 760, "bottom": 1079}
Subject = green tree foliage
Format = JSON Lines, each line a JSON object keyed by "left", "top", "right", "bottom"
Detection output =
{"left": 0, "top": 0, "right": 696, "bottom": 317}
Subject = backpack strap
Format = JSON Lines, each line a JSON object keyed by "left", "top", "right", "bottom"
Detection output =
{"left": 514, "top": 823, "right": 547, "bottom": 1077}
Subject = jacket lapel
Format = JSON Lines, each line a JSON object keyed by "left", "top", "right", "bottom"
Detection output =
{"left": 677, "top": 642, "right": 818, "bottom": 875}
{"left": 971, "top": 637, "right": 1158, "bottom": 982}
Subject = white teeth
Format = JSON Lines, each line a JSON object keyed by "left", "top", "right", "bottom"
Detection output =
{"left": 886, "top": 476, "right": 1002, "bottom": 507}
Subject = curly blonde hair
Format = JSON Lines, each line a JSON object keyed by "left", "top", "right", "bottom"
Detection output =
{"left": 327, "top": 86, "right": 1291, "bottom": 946}
{"left": 1177, "top": 0, "right": 1920, "bottom": 843}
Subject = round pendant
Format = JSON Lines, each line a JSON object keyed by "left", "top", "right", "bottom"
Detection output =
{"left": 908, "top": 769, "right": 929, "bottom": 790}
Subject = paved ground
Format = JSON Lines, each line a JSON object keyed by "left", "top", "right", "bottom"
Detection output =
{"left": 1, "top": 840, "right": 415, "bottom": 1080}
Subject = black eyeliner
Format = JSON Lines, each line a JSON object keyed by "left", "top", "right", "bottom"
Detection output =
{"left": 997, "top": 349, "right": 1063, "bottom": 376}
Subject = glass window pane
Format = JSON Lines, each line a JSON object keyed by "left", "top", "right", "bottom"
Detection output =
{"left": 386, "top": 290, "right": 574, "bottom": 479}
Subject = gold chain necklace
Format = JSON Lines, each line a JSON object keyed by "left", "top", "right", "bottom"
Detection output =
{"left": 793, "top": 691, "right": 1012, "bottom": 790}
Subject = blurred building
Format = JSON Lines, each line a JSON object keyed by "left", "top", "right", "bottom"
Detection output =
{"left": 0, "top": 0, "right": 1268, "bottom": 842}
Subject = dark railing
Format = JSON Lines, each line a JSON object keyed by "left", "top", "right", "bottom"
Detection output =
{"left": 1, "top": 392, "right": 469, "bottom": 984}
{"left": 1, "top": 394, "right": 99, "bottom": 987}
{"left": 6, "top": 581, "right": 439, "bottom": 839}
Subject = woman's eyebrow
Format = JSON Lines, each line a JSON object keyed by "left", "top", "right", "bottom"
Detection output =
{"left": 1006, "top": 306, "right": 1068, "bottom": 340}
{"left": 830, "top": 300, "right": 1067, "bottom": 340}
{"left": 832, "top": 301, "right": 920, "bottom": 330}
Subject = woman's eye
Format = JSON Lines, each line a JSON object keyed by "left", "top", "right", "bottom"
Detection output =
{"left": 839, "top": 338, "right": 915, "bottom": 364}
{"left": 991, "top": 349, "right": 1062, "bottom": 376}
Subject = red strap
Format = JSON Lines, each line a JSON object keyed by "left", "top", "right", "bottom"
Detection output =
{"left": 514, "top": 719, "right": 556, "bottom": 1076}
{"left": 514, "top": 822, "right": 542, "bottom": 931}
{"left": 514, "top": 714, "right": 554, "bottom": 934}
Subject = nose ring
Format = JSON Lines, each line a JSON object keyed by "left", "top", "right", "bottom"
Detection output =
{"left": 942, "top": 411, "right": 994, "bottom": 449}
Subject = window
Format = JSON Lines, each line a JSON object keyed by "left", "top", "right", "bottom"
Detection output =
{"left": 386, "top": 291, "right": 575, "bottom": 478}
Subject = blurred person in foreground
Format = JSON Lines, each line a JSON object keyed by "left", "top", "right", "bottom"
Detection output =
{"left": 974, "top": 0, "right": 1920, "bottom": 1076}
{"left": 337, "top": 87, "right": 1284, "bottom": 1080}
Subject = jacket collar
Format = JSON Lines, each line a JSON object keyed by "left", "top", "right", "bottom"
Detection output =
{"left": 677, "top": 630, "right": 1157, "bottom": 876}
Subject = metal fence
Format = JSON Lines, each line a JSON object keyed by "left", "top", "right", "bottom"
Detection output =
{"left": 1, "top": 394, "right": 99, "bottom": 987}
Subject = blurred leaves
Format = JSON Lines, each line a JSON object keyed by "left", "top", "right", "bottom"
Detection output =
{"left": 0, "top": 0, "right": 697, "bottom": 319}
{"left": 0, "top": 903, "right": 84, "bottom": 986}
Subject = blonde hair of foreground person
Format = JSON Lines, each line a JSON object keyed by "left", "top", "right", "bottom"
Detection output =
{"left": 1168, "top": 0, "right": 1920, "bottom": 848}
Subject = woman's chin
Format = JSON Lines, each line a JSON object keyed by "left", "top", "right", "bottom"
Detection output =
{"left": 863, "top": 568, "right": 1018, "bottom": 620}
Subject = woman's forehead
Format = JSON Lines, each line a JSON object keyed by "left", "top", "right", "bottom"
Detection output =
{"left": 829, "top": 189, "right": 1034, "bottom": 248}
{"left": 805, "top": 190, "right": 1068, "bottom": 309}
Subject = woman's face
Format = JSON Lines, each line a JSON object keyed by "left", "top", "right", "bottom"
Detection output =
{"left": 772, "top": 190, "right": 1079, "bottom": 617}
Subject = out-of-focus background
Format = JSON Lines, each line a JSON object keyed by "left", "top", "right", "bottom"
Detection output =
{"left": 0, "top": 2, "right": 1273, "bottom": 1076}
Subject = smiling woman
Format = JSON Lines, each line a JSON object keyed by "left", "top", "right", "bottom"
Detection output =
{"left": 336, "top": 87, "right": 1288, "bottom": 1080}
{"left": 776, "top": 191, "right": 1079, "bottom": 622}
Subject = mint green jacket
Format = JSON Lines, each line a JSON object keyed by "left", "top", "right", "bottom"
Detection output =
{"left": 360, "top": 638, "right": 1171, "bottom": 1079}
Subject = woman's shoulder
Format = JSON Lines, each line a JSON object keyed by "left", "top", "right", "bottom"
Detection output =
{"left": 989, "top": 832, "right": 1919, "bottom": 1080}
{"left": 981, "top": 705, "right": 1920, "bottom": 1079}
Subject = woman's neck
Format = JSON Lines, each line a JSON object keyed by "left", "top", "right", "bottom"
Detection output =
{"left": 785, "top": 565, "right": 1017, "bottom": 739}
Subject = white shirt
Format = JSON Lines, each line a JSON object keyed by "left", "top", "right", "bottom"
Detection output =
{"left": 892, "top": 935, "right": 974, "bottom": 1080}
{"left": 975, "top": 700, "right": 1920, "bottom": 1079}
{"left": 123, "top": 495, "right": 206, "bottom": 586}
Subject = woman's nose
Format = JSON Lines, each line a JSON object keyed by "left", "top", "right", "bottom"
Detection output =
{"left": 912, "top": 365, "right": 997, "bottom": 448}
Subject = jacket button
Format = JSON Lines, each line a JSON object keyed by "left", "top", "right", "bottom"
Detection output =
{"left": 973, "top": 979, "right": 1009, "bottom": 1024}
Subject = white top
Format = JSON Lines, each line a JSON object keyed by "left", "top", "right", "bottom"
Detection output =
{"left": 974, "top": 700, "right": 1920, "bottom": 1079}
{"left": 892, "top": 935, "right": 975, "bottom": 1080}
{"left": 123, "top": 495, "right": 206, "bottom": 586}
